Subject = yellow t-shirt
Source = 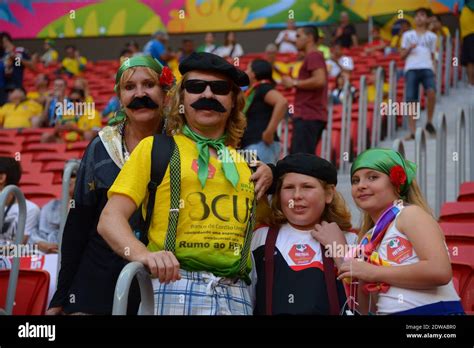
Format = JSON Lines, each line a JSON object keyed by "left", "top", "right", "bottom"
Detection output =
{"left": 58, "top": 108, "right": 102, "bottom": 142}
{"left": 390, "top": 35, "right": 402, "bottom": 49}
{"left": 367, "top": 83, "right": 390, "bottom": 103}
{"left": 272, "top": 61, "right": 289, "bottom": 83}
{"left": 108, "top": 134, "right": 255, "bottom": 278}
{"left": 61, "top": 56, "right": 87, "bottom": 76}
{"left": 460, "top": 7, "right": 474, "bottom": 39}
{"left": 0, "top": 100, "right": 42, "bottom": 128}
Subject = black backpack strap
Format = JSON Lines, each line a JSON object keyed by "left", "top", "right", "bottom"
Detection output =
{"left": 141, "top": 134, "right": 175, "bottom": 239}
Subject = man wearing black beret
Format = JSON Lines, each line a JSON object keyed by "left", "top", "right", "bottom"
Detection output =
{"left": 99, "top": 52, "right": 274, "bottom": 315}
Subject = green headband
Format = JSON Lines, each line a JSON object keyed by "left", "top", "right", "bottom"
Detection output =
{"left": 114, "top": 55, "right": 164, "bottom": 93}
{"left": 351, "top": 148, "right": 417, "bottom": 199}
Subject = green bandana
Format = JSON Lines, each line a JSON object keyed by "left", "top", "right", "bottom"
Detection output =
{"left": 351, "top": 148, "right": 417, "bottom": 199}
{"left": 109, "top": 56, "right": 164, "bottom": 125}
{"left": 182, "top": 124, "right": 240, "bottom": 189}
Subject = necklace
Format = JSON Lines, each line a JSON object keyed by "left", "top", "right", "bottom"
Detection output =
{"left": 119, "top": 122, "right": 130, "bottom": 161}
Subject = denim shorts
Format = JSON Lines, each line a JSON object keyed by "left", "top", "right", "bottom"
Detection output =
{"left": 244, "top": 141, "right": 280, "bottom": 165}
{"left": 404, "top": 69, "right": 436, "bottom": 103}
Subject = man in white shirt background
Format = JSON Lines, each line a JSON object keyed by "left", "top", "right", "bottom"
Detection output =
{"left": 326, "top": 42, "right": 354, "bottom": 78}
{"left": 400, "top": 7, "right": 437, "bottom": 140}
{"left": 275, "top": 19, "right": 298, "bottom": 53}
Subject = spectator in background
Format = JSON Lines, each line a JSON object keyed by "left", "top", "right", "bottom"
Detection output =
{"left": 316, "top": 28, "right": 330, "bottom": 59}
{"left": 41, "top": 88, "right": 101, "bottom": 143}
{"left": 73, "top": 77, "right": 94, "bottom": 104}
{"left": 119, "top": 48, "right": 133, "bottom": 65}
{"left": 242, "top": 59, "right": 288, "bottom": 164}
{"left": 281, "top": 26, "right": 328, "bottom": 155}
{"left": 178, "top": 39, "right": 195, "bottom": 63}
{"left": 401, "top": 7, "right": 437, "bottom": 140}
{"left": 367, "top": 66, "right": 389, "bottom": 103}
{"left": 216, "top": 31, "right": 244, "bottom": 59}
{"left": 61, "top": 45, "right": 87, "bottom": 77}
{"left": 275, "top": 19, "right": 298, "bottom": 53}
{"left": 264, "top": 43, "right": 290, "bottom": 84}
{"left": 1, "top": 32, "right": 33, "bottom": 89}
{"left": 0, "top": 86, "right": 42, "bottom": 129}
{"left": 101, "top": 95, "right": 120, "bottom": 121}
{"left": 429, "top": 14, "right": 450, "bottom": 62}
{"left": 363, "top": 26, "right": 388, "bottom": 55}
{"left": 326, "top": 42, "right": 354, "bottom": 78}
{"left": 460, "top": 1, "right": 474, "bottom": 89}
{"left": 28, "top": 167, "right": 77, "bottom": 254}
{"left": 43, "top": 77, "right": 67, "bottom": 127}
{"left": 330, "top": 72, "right": 358, "bottom": 105}
{"left": 126, "top": 40, "right": 142, "bottom": 57}
{"left": 197, "top": 33, "right": 219, "bottom": 54}
{"left": 40, "top": 39, "right": 58, "bottom": 66}
{"left": 143, "top": 30, "right": 174, "bottom": 65}
{"left": 387, "top": 19, "right": 411, "bottom": 55}
{"left": 332, "top": 11, "right": 358, "bottom": 48}
{"left": 27, "top": 73, "right": 50, "bottom": 108}
{"left": 0, "top": 157, "right": 40, "bottom": 247}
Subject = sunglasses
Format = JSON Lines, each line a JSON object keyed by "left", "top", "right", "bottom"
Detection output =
{"left": 183, "top": 79, "right": 232, "bottom": 95}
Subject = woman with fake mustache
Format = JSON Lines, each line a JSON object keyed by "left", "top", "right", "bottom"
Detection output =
{"left": 47, "top": 56, "right": 175, "bottom": 315}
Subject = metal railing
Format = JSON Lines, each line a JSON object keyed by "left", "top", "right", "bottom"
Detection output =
{"left": 435, "top": 112, "right": 447, "bottom": 218}
{"left": 415, "top": 127, "right": 428, "bottom": 198}
{"left": 455, "top": 107, "right": 468, "bottom": 198}
{"left": 357, "top": 75, "right": 367, "bottom": 155}
{"left": 277, "top": 111, "right": 290, "bottom": 158}
{"left": 0, "top": 185, "right": 27, "bottom": 315}
{"left": 387, "top": 60, "right": 397, "bottom": 140}
{"left": 325, "top": 96, "right": 334, "bottom": 162}
{"left": 436, "top": 36, "right": 444, "bottom": 99}
{"left": 453, "top": 30, "right": 460, "bottom": 89}
{"left": 320, "top": 129, "right": 328, "bottom": 160}
{"left": 371, "top": 66, "right": 384, "bottom": 148}
{"left": 57, "top": 159, "right": 81, "bottom": 279}
{"left": 112, "top": 262, "right": 155, "bottom": 315}
{"left": 339, "top": 79, "right": 352, "bottom": 173}
{"left": 392, "top": 138, "right": 406, "bottom": 158}
{"left": 444, "top": 35, "right": 452, "bottom": 96}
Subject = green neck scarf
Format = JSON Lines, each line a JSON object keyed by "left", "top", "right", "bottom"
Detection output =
{"left": 351, "top": 148, "right": 417, "bottom": 199}
{"left": 109, "top": 56, "right": 164, "bottom": 126}
{"left": 182, "top": 124, "right": 239, "bottom": 189}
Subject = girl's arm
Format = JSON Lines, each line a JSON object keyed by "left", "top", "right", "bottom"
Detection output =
{"left": 373, "top": 205, "right": 452, "bottom": 288}
{"left": 339, "top": 205, "right": 452, "bottom": 289}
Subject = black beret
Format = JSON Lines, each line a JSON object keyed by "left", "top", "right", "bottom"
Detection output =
{"left": 179, "top": 52, "right": 249, "bottom": 87}
{"left": 275, "top": 153, "right": 338, "bottom": 186}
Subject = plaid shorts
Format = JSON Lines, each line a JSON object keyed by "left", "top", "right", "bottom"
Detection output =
{"left": 151, "top": 269, "right": 252, "bottom": 315}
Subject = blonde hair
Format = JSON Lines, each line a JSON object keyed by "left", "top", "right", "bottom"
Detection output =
{"left": 267, "top": 175, "right": 352, "bottom": 231}
{"left": 165, "top": 72, "right": 247, "bottom": 148}
{"left": 357, "top": 178, "right": 433, "bottom": 240}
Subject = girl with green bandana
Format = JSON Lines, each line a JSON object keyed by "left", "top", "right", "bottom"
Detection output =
{"left": 338, "top": 148, "right": 463, "bottom": 315}
{"left": 48, "top": 56, "right": 174, "bottom": 315}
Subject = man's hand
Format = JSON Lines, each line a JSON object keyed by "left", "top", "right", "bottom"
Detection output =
{"left": 140, "top": 251, "right": 181, "bottom": 284}
{"left": 262, "top": 129, "right": 274, "bottom": 145}
{"left": 281, "top": 76, "right": 294, "bottom": 89}
{"left": 251, "top": 162, "right": 273, "bottom": 200}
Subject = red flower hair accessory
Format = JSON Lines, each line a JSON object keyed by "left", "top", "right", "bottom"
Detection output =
{"left": 159, "top": 66, "right": 174, "bottom": 87}
{"left": 389, "top": 165, "right": 407, "bottom": 188}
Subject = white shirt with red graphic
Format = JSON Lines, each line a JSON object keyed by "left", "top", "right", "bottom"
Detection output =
{"left": 366, "top": 206, "right": 460, "bottom": 314}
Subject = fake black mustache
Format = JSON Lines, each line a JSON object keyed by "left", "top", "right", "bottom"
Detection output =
{"left": 127, "top": 96, "right": 160, "bottom": 109}
{"left": 190, "top": 98, "right": 227, "bottom": 112}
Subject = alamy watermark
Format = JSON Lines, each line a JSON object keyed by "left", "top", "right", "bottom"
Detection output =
{"left": 380, "top": 99, "right": 420, "bottom": 119}
{"left": 55, "top": 99, "right": 96, "bottom": 120}
{"left": 0, "top": 243, "right": 39, "bottom": 258}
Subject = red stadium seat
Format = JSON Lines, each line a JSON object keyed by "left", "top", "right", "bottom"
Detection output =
{"left": 34, "top": 152, "right": 76, "bottom": 163}
{"left": 23, "top": 143, "right": 66, "bottom": 154}
{"left": 440, "top": 222, "right": 474, "bottom": 239}
{"left": 439, "top": 202, "right": 474, "bottom": 222}
{"left": 458, "top": 182, "right": 474, "bottom": 202}
{"left": 19, "top": 173, "right": 54, "bottom": 187}
{"left": 21, "top": 162, "right": 42, "bottom": 174}
{"left": 0, "top": 270, "right": 50, "bottom": 315}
